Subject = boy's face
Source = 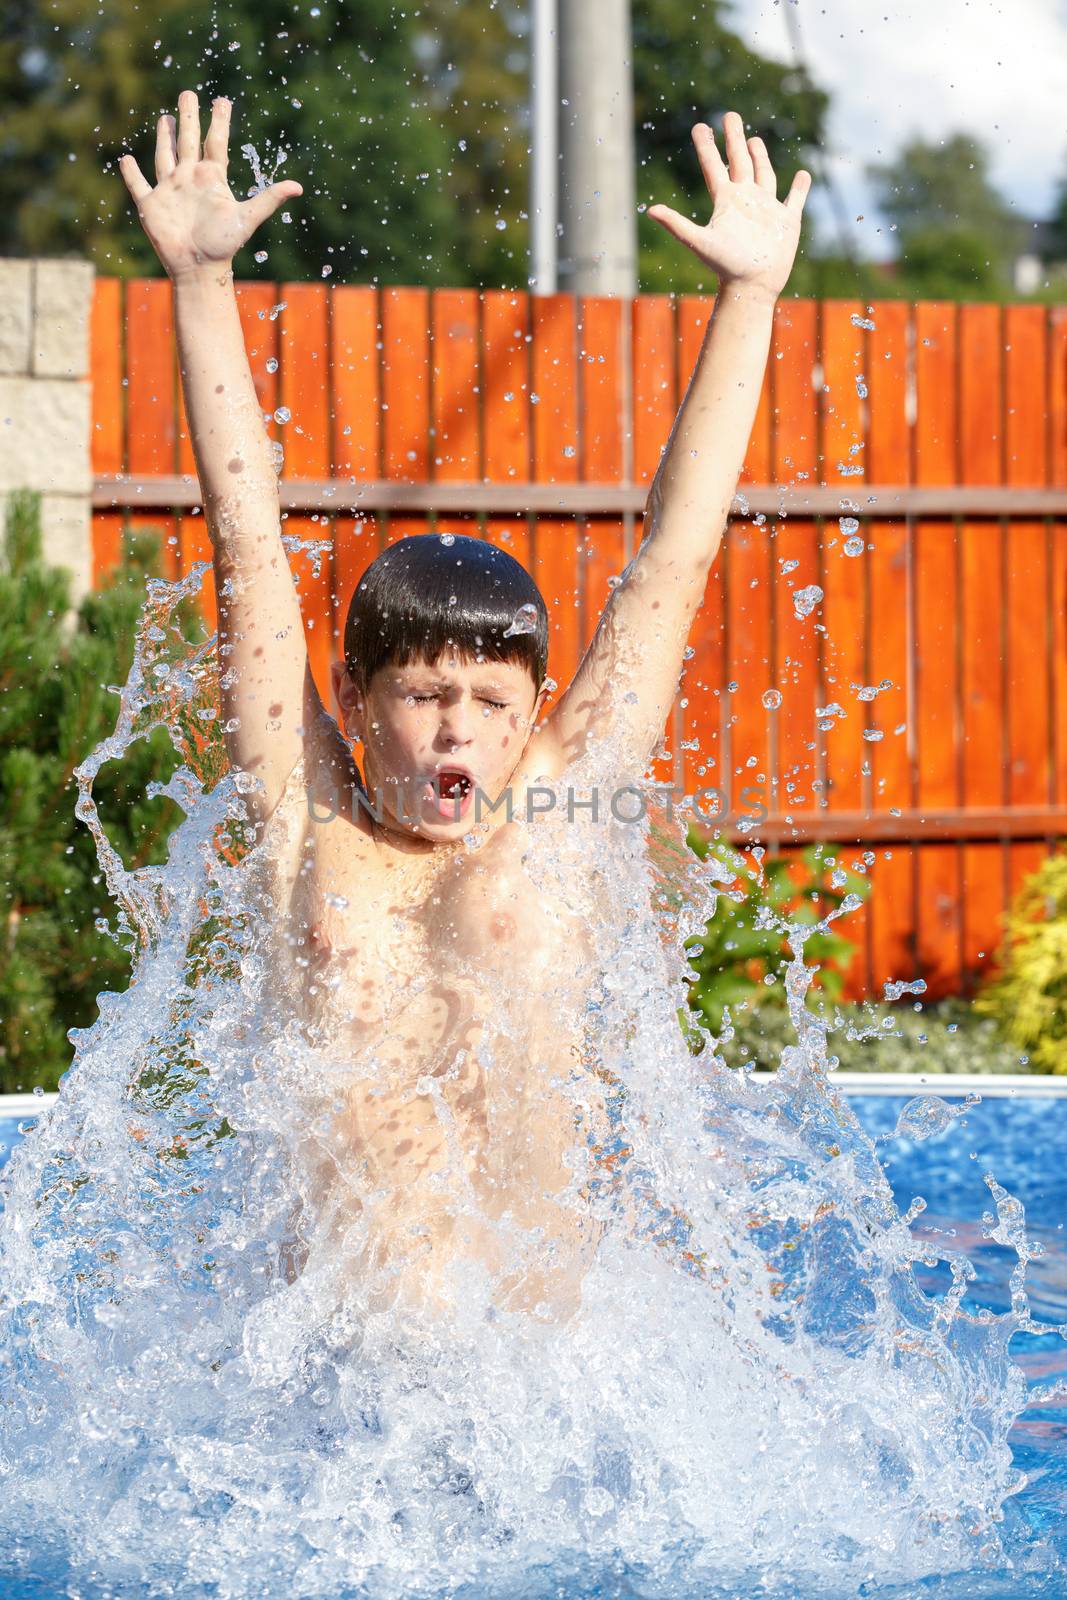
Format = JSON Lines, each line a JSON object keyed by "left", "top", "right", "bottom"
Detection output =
{"left": 331, "top": 648, "right": 549, "bottom": 842}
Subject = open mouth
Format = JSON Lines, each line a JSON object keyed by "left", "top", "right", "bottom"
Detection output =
{"left": 423, "top": 769, "right": 475, "bottom": 819}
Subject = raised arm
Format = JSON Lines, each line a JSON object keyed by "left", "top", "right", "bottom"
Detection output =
{"left": 533, "top": 113, "right": 810, "bottom": 783}
{"left": 119, "top": 90, "right": 339, "bottom": 821}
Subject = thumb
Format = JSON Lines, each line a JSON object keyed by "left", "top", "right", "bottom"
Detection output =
{"left": 646, "top": 203, "right": 705, "bottom": 255}
{"left": 239, "top": 180, "right": 304, "bottom": 235}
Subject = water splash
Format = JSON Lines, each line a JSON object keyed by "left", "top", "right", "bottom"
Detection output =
{"left": 0, "top": 563, "right": 1058, "bottom": 1599}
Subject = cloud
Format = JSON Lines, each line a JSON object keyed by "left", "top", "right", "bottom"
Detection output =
{"left": 727, "top": 0, "right": 1067, "bottom": 257}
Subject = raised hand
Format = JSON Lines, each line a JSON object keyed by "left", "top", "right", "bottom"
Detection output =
{"left": 648, "top": 112, "right": 811, "bottom": 301}
{"left": 118, "top": 89, "right": 303, "bottom": 282}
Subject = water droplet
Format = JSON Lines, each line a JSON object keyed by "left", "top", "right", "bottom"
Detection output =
{"left": 266, "top": 357, "right": 279, "bottom": 374}
{"left": 439, "top": 532, "right": 455, "bottom": 546}
{"left": 895, "top": 1096, "right": 953, "bottom": 1142}
{"left": 254, "top": 250, "right": 268, "bottom": 264}
{"left": 502, "top": 603, "right": 539, "bottom": 638}
{"left": 495, "top": 218, "right": 508, "bottom": 231}
{"left": 761, "top": 689, "right": 782, "bottom": 711}
{"left": 793, "top": 584, "right": 823, "bottom": 619}
{"left": 273, "top": 407, "right": 291, "bottom": 425}
{"left": 321, "top": 265, "right": 333, "bottom": 279}
{"left": 844, "top": 536, "right": 865, "bottom": 557}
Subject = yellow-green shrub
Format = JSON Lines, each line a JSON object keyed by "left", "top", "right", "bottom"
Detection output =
{"left": 975, "top": 848, "right": 1067, "bottom": 1074}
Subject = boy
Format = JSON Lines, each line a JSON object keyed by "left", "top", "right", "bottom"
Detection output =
{"left": 118, "top": 92, "right": 809, "bottom": 1320}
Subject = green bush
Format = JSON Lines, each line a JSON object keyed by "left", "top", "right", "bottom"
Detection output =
{"left": 973, "top": 847, "right": 1067, "bottom": 1074}
{"left": 719, "top": 993, "right": 1026, "bottom": 1075}
{"left": 682, "top": 834, "right": 870, "bottom": 1039}
{"left": 0, "top": 491, "right": 200, "bottom": 1091}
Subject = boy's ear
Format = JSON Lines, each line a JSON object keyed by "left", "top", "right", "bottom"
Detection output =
{"left": 330, "top": 659, "right": 364, "bottom": 740}
{"left": 530, "top": 679, "right": 553, "bottom": 728}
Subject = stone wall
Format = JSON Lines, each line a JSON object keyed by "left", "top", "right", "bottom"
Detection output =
{"left": 0, "top": 258, "right": 95, "bottom": 603}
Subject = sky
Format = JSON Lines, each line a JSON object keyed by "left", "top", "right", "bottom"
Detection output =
{"left": 727, "top": 0, "right": 1067, "bottom": 258}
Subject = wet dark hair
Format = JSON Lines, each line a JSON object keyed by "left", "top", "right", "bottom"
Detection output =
{"left": 343, "top": 533, "right": 549, "bottom": 694}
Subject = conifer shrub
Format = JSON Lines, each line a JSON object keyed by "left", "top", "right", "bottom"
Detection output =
{"left": 0, "top": 491, "right": 200, "bottom": 1091}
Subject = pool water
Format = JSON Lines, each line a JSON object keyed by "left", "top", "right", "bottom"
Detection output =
{"left": 0, "top": 1087, "right": 1063, "bottom": 1599}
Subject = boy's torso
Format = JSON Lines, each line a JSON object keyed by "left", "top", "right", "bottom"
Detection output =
{"left": 258, "top": 734, "right": 607, "bottom": 1317}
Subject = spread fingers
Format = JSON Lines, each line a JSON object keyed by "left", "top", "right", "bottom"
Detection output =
{"left": 203, "top": 97, "right": 232, "bottom": 168}
{"left": 691, "top": 122, "right": 728, "bottom": 201}
{"left": 722, "top": 110, "right": 754, "bottom": 184}
{"left": 748, "top": 135, "right": 777, "bottom": 196}
{"left": 176, "top": 89, "right": 201, "bottom": 165}
{"left": 155, "top": 113, "right": 177, "bottom": 182}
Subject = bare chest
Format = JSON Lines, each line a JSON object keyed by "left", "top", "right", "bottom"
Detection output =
{"left": 286, "top": 809, "right": 581, "bottom": 1042}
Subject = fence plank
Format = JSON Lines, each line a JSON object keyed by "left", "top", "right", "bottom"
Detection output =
{"left": 867, "top": 300, "right": 916, "bottom": 992}
{"left": 381, "top": 286, "right": 431, "bottom": 549}
{"left": 820, "top": 300, "right": 869, "bottom": 995}
{"left": 483, "top": 290, "right": 531, "bottom": 571}
{"left": 1052, "top": 307, "right": 1067, "bottom": 816}
{"left": 1004, "top": 304, "right": 1051, "bottom": 913}
{"left": 90, "top": 277, "right": 124, "bottom": 582}
{"left": 579, "top": 296, "right": 636, "bottom": 784}
{"left": 432, "top": 286, "right": 480, "bottom": 548}
{"left": 632, "top": 293, "right": 679, "bottom": 789}
{"left": 771, "top": 299, "right": 820, "bottom": 828}
{"left": 125, "top": 279, "right": 178, "bottom": 580}
{"left": 279, "top": 282, "right": 333, "bottom": 705}
{"left": 174, "top": 329, "right": 213, "bottom": 626}
{"left": 726, "top": 295, "right": 775, "bottom": 827}
{"left": 914, "top": 302, "right": 962, "bottom": 995}
{"left": 531, "top": 294, "right": 581, "bottom": 703}
{"left": 959, "top": 304, "right": 1006, "bottom": 994}
{"left": 330, "top": 284, "right": 380, "bottom": 757}
{"left": 679, "top": 296, "right": 724, "bottom": 800}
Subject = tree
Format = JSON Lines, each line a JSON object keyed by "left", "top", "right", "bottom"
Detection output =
{"left": 866, "top": 132, "right": 1027, "bottom": 296}
{"left": 2, "top": 0, "right": 838, "bottom": 293}
{"left": 631, "top": 0, "right": 832, "bottom": 292}
{"left": 0, "top": 0, "right": 470, "bottom": 285}
{"left": 1047, "top": 157, "right": 1067, "bottom": 262}
{"left": 0, "top": 493, "right": 186, "bottom": 1092}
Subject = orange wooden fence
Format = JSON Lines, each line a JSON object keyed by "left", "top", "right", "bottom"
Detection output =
{"left": 88, "top": 281, "right": 1067, "bottom": 1002}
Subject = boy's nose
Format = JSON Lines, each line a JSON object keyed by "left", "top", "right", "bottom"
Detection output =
{"left": 438, "top": 704, "right": 475, "bottom": 745}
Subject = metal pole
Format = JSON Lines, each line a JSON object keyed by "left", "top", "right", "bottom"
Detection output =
{"left": 529, "top": 0, "right": 559, "bottom": 294}
{"left": 557, "top": 0, "right": 637, "bottom": 296}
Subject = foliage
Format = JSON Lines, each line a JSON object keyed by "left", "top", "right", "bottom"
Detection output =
{"left": 681, "top": 835, "right": 870, "bottom": 1042}
{"left": 719, "top": 994, "right": 1026, "bottom": 1076}
{"left": 0, "top": 0, "right": 468, "bottom": 284}
{"left": 866, "top": 133, "right": 1027, "bottom": 298}
{"left": 629, "top": 0, "right": 831, "bottom": 294}
{"left": 973, "top": 848, "right": 1067, "bottom": 1075}
{"left": 0, "top": 0, "right": 834, "bottom": 292}
{"left": 0, "top": 491, "right": 194, "bottom": 1092}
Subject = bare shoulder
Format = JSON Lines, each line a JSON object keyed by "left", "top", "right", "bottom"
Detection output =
{"left": 509, "top": 720, "right": 569, "bottom": 794}
{"left": 250, "top": 709, "right": 378, "bottom": 898}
